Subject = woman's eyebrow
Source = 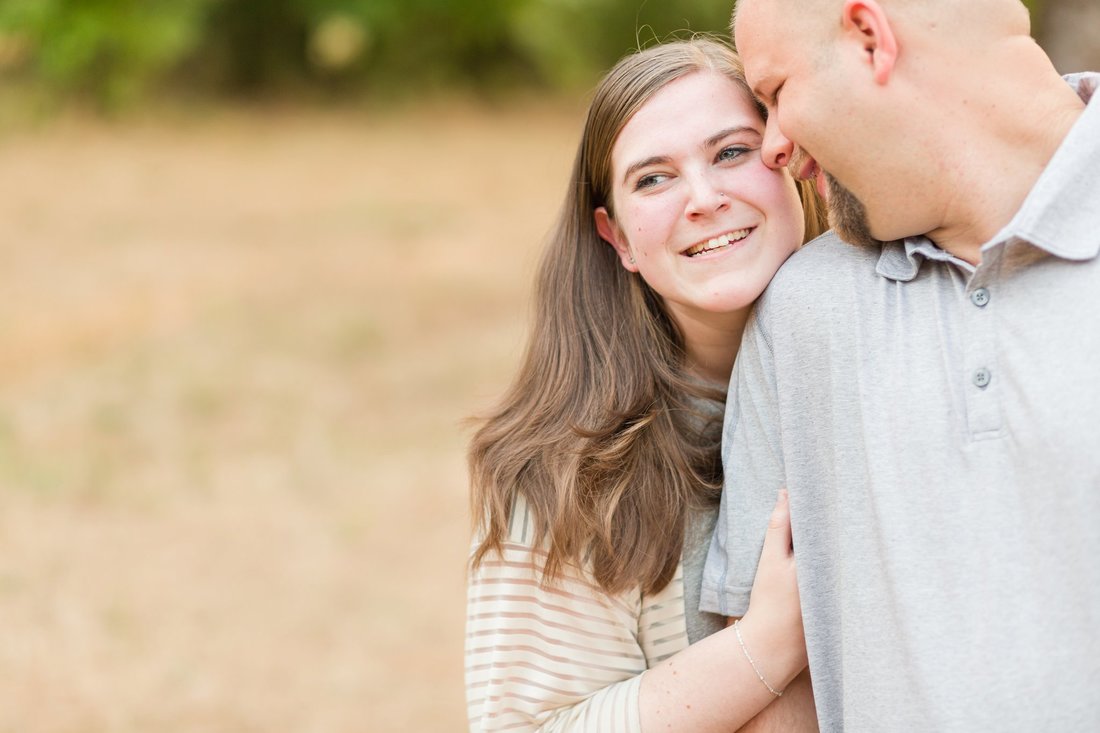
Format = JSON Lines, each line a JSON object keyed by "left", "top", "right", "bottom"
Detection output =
{"left": 622, "top": 155, "right": 670, "bottom": 186}
{"left": 704, "top": 125, "right": 761, "bottom": 149}
{"left": 620, "top": 126, "right": 762, "bottom": 185}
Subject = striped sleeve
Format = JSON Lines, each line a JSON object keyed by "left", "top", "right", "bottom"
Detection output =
{"left": 465, "top": 495, "right": 666, "bottom": 732}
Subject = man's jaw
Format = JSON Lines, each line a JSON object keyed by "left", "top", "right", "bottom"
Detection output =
{"left": 790, "top": 149, "right": 883, "bottom": 247}
{"left": 824, "top": 171, "right": 884, "bottom": 248}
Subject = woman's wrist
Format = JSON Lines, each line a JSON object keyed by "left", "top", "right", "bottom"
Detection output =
{"left": 733, "top": 610, "right": 808, "bottom": 694}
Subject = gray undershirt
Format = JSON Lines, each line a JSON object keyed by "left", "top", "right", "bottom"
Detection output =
{"left": 683, "top": 503, "right": 726, "bottom": 644}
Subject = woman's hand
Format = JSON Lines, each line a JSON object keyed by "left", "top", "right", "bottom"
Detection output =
{"left": 735, "top": 490, "right": 807, "bottom": 691}
{"left": 637, "top": 490, "right": 814, "bottom": 732}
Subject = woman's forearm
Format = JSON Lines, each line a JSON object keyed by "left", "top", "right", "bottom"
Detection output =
{"left": 737, "top": 669, "right": 818, "bottom": 733}
{"left": 640, "top": 491, "right": 810, "bottom": 732}
{"left": 638, "top": 612, "right": 807, "bottom": 732}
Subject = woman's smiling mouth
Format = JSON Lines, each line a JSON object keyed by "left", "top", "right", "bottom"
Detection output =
{"left": 683, "top": 228, "right": 753, "bottom": 257}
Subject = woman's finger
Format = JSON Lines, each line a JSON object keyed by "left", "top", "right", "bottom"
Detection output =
{"left": 761, "top": 489, "right": 793, "bottom": 560}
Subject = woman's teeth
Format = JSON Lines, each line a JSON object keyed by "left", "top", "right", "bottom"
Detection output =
{"left": 685, "top": 228, "right": 751, "bottom": 257}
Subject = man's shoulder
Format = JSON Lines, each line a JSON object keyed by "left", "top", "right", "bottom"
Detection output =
{"left": 757, "top": 230, "right": 881, "bottom": 313}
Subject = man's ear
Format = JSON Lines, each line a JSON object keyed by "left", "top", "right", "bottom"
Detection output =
{"left": 841, "top": 0, "right": 898, "bottom": 85}
{"left": 594, "top": 207, "right": 638, "bottom": 272}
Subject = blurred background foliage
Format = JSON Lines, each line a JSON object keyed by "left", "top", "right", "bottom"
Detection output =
{"left": 0, "top": 0, "right": 1093, "bottom": 113}
{"left": 0, "top": 0, "right": 733, "bottom": 111}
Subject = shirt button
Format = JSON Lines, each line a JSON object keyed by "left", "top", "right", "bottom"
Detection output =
{"left": 973, "top": 368, "right": 992, "bottom": 389}
{"left": 970, "top": 288, "right": 990, "bottom": 307}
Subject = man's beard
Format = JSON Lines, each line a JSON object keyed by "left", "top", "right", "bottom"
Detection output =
{"left": 825, "top": 172, "right": 884, "bottom": 248}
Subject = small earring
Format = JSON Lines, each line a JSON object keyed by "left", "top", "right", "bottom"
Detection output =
{"left": 629, "top": 254, "right": 636, "bottom": 265}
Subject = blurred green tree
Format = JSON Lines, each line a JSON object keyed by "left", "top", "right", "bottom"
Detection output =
{"left": 0, "top": 0, "right": 209, "bottom": 110}
{"left": 0, "top": 0, "right": 1094, "bottom": 112}
{"left": 0, "top": 0, "right": 738, "bottom": 106}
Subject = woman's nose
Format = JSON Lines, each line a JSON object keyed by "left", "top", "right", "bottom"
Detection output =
{"left": 685, "top": 175, "right": 730, "bottom": 218}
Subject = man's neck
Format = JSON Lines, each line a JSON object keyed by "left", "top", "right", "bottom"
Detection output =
{"left": 927, "top": 63, "right": 1086, "bottom": 265}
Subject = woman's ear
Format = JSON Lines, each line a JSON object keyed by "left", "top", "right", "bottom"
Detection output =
{"left": 594, "top": 207, "right": 638, "bottom": 272}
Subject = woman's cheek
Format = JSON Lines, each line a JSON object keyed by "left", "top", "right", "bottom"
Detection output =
{"left": 624, "top": 203, "right": 673, "bottom": 246}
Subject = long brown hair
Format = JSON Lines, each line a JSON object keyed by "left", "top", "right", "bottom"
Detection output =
{"left": 469, "top": 37, "right": 826, "bottom": 595}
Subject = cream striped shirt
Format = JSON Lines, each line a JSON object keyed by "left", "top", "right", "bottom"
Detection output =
{"left": 465, "top": 495, "right": 691, "bottom": 732}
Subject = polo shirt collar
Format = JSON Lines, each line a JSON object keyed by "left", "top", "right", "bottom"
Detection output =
{"left": 989, "top": 72, "right": 1100, "bottom": 261}
{"left": 876, "top": 237, "right": 974, "bottom": 282}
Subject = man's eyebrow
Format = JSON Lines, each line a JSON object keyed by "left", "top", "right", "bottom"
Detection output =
{"left": 750, "top": 77, "right": 775, "bottom": 106}
{"left": 622, "top": 155, "right": 670, "bottom": 186}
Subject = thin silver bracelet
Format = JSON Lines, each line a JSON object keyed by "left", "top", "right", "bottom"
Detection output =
{"left": 733, "top": 619, "right": 783, "bottom": 698}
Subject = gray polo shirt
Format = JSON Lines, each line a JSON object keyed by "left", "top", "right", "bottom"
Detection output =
{"left": 701, "top": 72, "right": 1100, "bottom": 731}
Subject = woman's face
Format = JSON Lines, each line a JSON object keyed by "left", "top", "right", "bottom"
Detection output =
{"left": 595, "top": 70, "right": 804, "bottom": 329}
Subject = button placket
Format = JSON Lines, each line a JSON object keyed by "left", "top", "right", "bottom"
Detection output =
{"left": 963, "top": 264, "right": 1003, "bottom": 438}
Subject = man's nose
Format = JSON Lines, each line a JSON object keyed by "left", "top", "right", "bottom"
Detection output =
{"left": 762, "top": 120, "right": 795, "bottom": 170}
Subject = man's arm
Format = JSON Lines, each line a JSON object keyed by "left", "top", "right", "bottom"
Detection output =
{"left": 700, "top": 309, "right": 788, "bottom": 618}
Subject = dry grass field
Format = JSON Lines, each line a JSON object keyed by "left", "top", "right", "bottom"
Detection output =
{"left": 0, "top": 96, "right": 583, "bottom": 732}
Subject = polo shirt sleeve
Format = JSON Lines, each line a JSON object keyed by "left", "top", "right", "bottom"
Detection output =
{"left": 465, "top": 496, "right": 647, "bottom": 732}
{"left": 700, "top": 309, "right": 786, "bottom": 617}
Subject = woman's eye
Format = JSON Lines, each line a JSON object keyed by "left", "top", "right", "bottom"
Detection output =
{"left": 635, "top": 173, "right": 668, "bottom": 190}
{"left": 718, "top": 146, "right": 750, "bottom": 162}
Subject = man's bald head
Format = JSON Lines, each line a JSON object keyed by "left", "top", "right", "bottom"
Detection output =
{"left": 732, "top": 0, "right": 833, "bottom": 47}
{"left": 732, "top": 0, "right": 1030, "bottom": 47}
